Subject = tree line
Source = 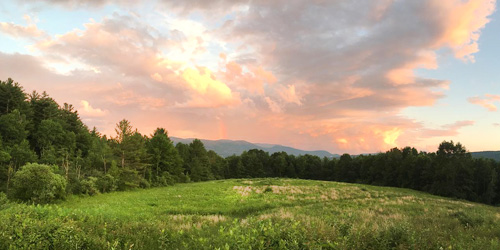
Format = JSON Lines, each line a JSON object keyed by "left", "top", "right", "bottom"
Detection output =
{"left": 0, "top": 78, "right": 499, "bottom": 205}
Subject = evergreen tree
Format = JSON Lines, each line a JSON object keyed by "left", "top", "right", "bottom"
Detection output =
{"left": 147, "top": 128, "right": 183, "bottom": 184}
{"left": 188, "top": 139, "right": 212, "bottom": 181}
{"left": 0, "top": 78, "right": 29, "bottom": 116}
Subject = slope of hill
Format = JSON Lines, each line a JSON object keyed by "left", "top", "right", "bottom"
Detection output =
{"left": 170, "top": 137, "right": 339, "bottom": 158}
{"left": 1, "top": 179, "right": 499, "bottom": 249}
{"left": 471, "top": 151, "right": 500, "bottom": 162}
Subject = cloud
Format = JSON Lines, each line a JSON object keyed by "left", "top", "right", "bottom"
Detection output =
{"left": 18, "top": 0, "right": 139, "bottom": 8}
{"left": 417, "top": 120, "right": 475, "bottom": 138}
{"left": 1, "top": 0, "right": 496, "bottom": 153}
{"left": 178, "top": 67, "right": 241, "bottom": 108}
{"left": 468, "top": 94, "right": 500, "bottom": 111}
{"left": 432, "top": 0, "right": 496, "bottom": 62}
{"left": 0, "top": 15, "right": 45, "bottom": 39}
{"left": 221, "top": 60, "right": 277, "bottom": 95}
{"left": 80, "top": 100, "right": 107, "bottom": 117}
{"left": 278, "top": 85, "right": 302, "bottom": 105}
{"left": 264, "top": 97, "right": 282, "bottom": 113}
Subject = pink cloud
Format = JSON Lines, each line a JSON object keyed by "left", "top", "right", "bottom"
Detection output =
{"left": 79, "top": 100, "right": 107, "bottom": 117}
{"left": 0, "top": 15, "right": 45, "bottom": 39}
{"left": 468, "top": 94, "right": 500, "bottom": 111}
{"left": 221, "top": 60, "right": 277, "bottom": 95}
{"left": 1, "top": 0, "right": 496, "bottom": 153}
{"left": 431, "top": 0, "right": 496, "bottom": 62}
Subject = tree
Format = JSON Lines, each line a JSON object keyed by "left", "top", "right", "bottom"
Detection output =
{"left": 34, "top": 119, "right": 76, "bottom": 157}
{"left": 226, "top": 155, "right": 244, "bottom": 178}
{"left": 4, "top": 140, "right": 36, "bottom": 192}
{"left": 34, "top": 119, "right": 76, "bottom": 179}
{"left": 0, "top": 137, "right": 12, "bottom": 191}
{"left": 336, "top": 153, "right": 353, "bottom": 182}
{"left": 176, "top": 142, "right": 191, "bottom": 178}
{"left": 432, "top": 141, "right": 473, "bottom": 199}
{"left": 9, "top": 163, "right": 66, "bottom": 204}
{"left": 28, "top": 91, "right": 60, "bottom": 143}
{"left": 384, "top": 148, "right": 402, "bottom": 186}
{"left": 188, "top": 139, "right": 212, "bottom": 181}
{"left": 207, "top": 150, "right": 226, "bottom": 179}
{"left": 269, "top": 152, "right": 288, "bottom": 177}
{"left": 0, "top": 109, "right": 28, "bottom": 148}
{"left": 0, "top": 78, "right": 29, "bottom": 116}
{"left": 241, "top": 149, "right": 268, "bottom": 178}
{"left": 111, "top": 120, "right": 150, "bottom": 189}
{"left": 147, "top": 128, "right": 183, "bottom": 184}
{"left": 113, "top": 119, "right": 134, "bottom": 168}
{"left": 114, "top": 119, "right": 133, "bottom": 144}
{"left": 88, "top": 130, "right": 112, "bottom": 174}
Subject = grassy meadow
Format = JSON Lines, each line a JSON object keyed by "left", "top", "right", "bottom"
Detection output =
{"left": 1, "top": 178, "right": 500, "bottom": 249}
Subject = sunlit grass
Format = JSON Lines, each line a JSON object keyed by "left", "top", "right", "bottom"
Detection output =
{"left": 1, "top": 178, "right": 499, "bottom": 249}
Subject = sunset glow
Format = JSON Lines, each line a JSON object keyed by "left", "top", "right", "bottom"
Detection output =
{"left": 0, "top": 0, "right": 499, "bottom": 154}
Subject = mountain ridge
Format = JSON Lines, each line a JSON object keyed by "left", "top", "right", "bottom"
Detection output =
{"left": 170, "top": 137, "right": 499, "bottom": 161}
{"left": 170, "top": 137, "right": 339, "bottom": 158}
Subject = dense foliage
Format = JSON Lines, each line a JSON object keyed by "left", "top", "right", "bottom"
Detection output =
{"left": 0, "top": 78, "right": 499, "bottom": 206}
{"left": 9, "top": 163, "right": 66, "bottom": 203}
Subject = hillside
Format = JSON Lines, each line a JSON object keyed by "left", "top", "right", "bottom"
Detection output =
{"left": 1, "top": 179, "right": 499, "bottom": 249}
{"left": 472, "top": 151, "right": 500, "bottom": 162}
{"left": 170, "top": 137, "right": 339, "bottom": 158}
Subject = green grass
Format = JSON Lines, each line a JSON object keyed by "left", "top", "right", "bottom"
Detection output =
{"left": 1, "top": 178, "right": 500, "bottom": 249}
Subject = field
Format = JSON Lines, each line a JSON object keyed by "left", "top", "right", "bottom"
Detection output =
{"left": 1, "top": 178, "right": 499, "bottom": 249}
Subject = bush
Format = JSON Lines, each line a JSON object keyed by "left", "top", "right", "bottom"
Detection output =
{"left": 139, "top": 178, "right": 151, "bottom": 189}
{"left": 0, "top": 192, "right": 9, "bottom": 209}
{"left": 154, "top": 173, "right": 176, "bottom": 187}
{"left": 80, "top": 177, "right": 100, "bottom": 196}
{"left": 9, "top": 163, "right": 67, "bottom": 204}
{"left": 96, "top": 174, "right": 116, "bottom": 193}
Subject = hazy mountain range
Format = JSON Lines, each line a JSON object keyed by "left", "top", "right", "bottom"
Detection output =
{"left": 471, "top": 151, "right": 500, "bottom": 162}
{"left": 170, "top": 137, "right": 340, "bottom": 158}
{"left": 171, "top": 137, "right": 499, "bottom": 161}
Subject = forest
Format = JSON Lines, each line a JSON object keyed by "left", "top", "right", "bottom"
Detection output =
{"left": 1, "top": 78, "right": 499, "bottom": 205}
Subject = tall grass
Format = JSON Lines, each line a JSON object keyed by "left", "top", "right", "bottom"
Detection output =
{"left": 1, "top": 178, "right": 499, "bottom": 249}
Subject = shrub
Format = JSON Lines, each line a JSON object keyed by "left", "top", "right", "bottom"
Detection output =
{"left": 139, "top": 178, "right": 151, "bottom": 189}
{"left": 80, "top": 177, "right": 100, "bottom": 196}
{"left": 9, "top": 163, "right": 67, "bottom": 204}
{"left": 154, "top": 173, "right": 176, "bottom": 187}
{"left": 96, "top": 174, "right": 116, "bottom": 193}
{"left": 0, "top": 192, "right": 9, "bottom": 209}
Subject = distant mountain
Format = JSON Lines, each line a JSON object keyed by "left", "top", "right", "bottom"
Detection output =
{"left": 471, "top": 151, "right": 500, "bottom": 162}
{"left": 170, "top": 137, "right": 339, "bottom": 158}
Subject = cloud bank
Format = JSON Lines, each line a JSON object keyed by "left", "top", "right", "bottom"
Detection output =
{"left": 0, "top": 0, "right": 496, "bottom": 153}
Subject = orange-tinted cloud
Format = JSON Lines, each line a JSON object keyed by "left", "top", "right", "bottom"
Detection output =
{"left": 221, "top": 60, "right": 277, "bottom": 95}
{"left": 432, "top": 0, "right": 496, "bottom": 62}
{"left": 80, "top": 100, "right": 107, "bottom": 117}
{"left": 468, "top": 94, "right": 500, "bottom": 111}
{"left": 1, "top": 0, "right": 495, "bottom": 154}
{"left": 179, "top": 67, "right": 241, "bottom": 108}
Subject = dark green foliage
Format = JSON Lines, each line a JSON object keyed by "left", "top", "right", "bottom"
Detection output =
{"left": 95, "top": 174, "right": 117, "bottom": 193}
{"left": 1, "top": 78, "right": 500, "bottom": 208}
{"left": 9, "top": 163, "right": 66, "bottom": 204}
{"left": 241, "top": 149, "right": 269, "bottom": 177}
{"left": 0, "top": 78, "right": 29, "bottom": 116}
{"left": 80, "top": 177, "right": 100, "bottom": 196}
{"left": 0, "top": 110, "right": 28, "bottom": 147}
{"left": 148, "top": 128, "right": 184, "bottom": 184}
{"left": 186, "top": 139, "right": 213, "bottom": 182}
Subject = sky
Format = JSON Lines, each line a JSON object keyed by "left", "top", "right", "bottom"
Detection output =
{"left": 0, "top": 0, "right": 499, "bottom": 154}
